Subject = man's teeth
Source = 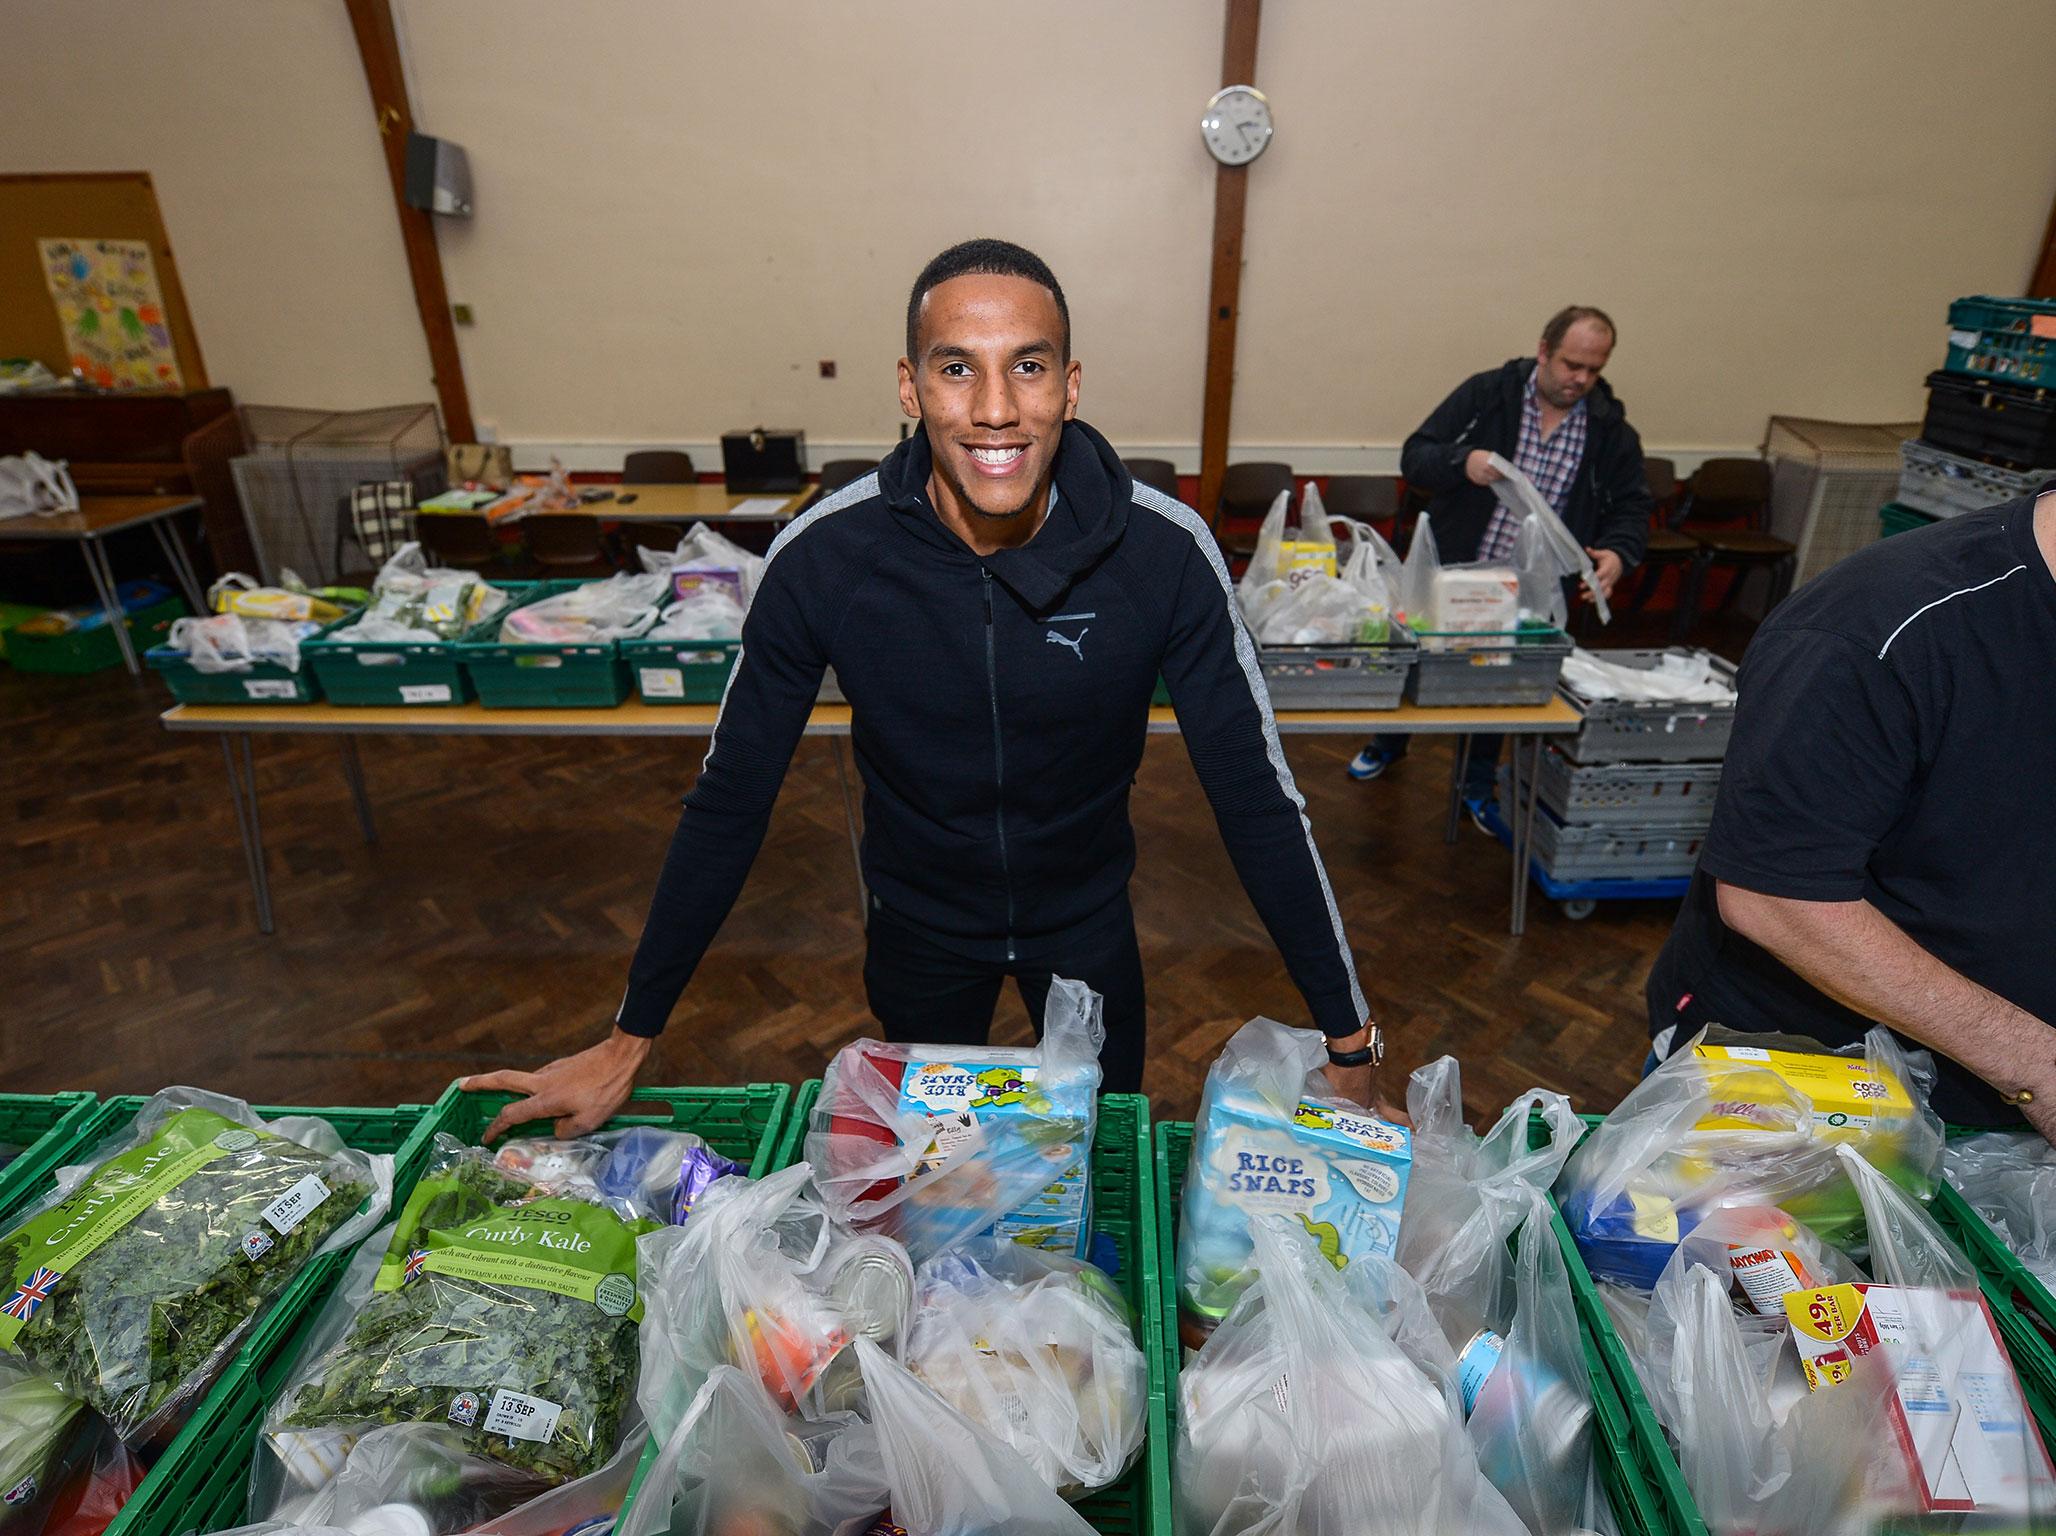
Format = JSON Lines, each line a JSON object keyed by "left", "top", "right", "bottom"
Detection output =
{"left": 970, "top": 447, "right": 1024, "bottom": 464}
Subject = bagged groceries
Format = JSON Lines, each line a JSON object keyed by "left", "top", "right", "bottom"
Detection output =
{"left": 327, "top": 543, "right": 511, "bottom": 643}
{"left": 1175, "top": 1217, "right": 1527, "bottom": 1536}
{"left": 1556, "top": 1027, "right": 1944, "bottom": 1289}
{"left": 1395, "top": 1059, "right": 1597, "bottom": 1534}
{"left": 902, "top": 1239, "right": 1145, "bottom": 1497}
{"left": 163, "top": 613, "right": 326, "bottom": 673}
{"left": 1238, "top": 485, "right": 1397, "bottom": 644}
{"left": 0, "top": 1089, "right": 390, "bottom": 1444}
{"left": 1177, "top": 1017, "right": 1411, "bottom": 1340}
{"left": 806, "top": 980, "right": 1103, "bottom": 1264}
{"left": 641, "top": 523, "right": 766, "bottom": 614}
{"left": 269, "top": 1126, "right": 712, "bottom": 1486}
{"left": 1619, "top": 1147, "right": 2054, "bottom": 1532}
{"left": 1559, "top": 646, "right": 1736, "bottom": 706}
{"left": 1944, "top": 1130, "right": 2056, "bottom": 1290}
{"left": 497, "top": 573, "right": 666, "bottom": 644}
{"left": 209, "top": 573, "right": 361, "bottom": 625}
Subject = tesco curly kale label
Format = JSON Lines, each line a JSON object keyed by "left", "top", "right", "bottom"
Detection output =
{"left": 1, "top": 1109, "right": 284, "bottom": 1349}
{"left": 371, "top": 1181, "right": 646, "bottom": 1320}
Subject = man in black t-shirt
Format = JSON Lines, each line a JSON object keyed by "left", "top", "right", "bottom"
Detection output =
{"left": 1646, "top": 486, "right": 2056, "bottom": 1140}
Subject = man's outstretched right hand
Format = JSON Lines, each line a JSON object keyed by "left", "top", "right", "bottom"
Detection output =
{"left": 463, "top": 1027, "right": 654, "bottom": 1143}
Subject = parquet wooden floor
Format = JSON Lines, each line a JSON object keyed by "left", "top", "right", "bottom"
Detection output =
{"left": 2, "top": 628, "right": 1745, "bottom": 1124}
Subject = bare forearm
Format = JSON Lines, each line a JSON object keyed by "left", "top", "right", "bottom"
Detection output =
{"left": 1716, "top": 883, "right": 2053, "bottom": 1098}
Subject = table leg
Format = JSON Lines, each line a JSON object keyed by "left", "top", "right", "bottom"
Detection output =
{"left": 339, "top": 737, "right": 377, "bottom": 845}
{"left": 78, "top": 539, "right": 141, "bottom": 675}
{"left": 1443, "top": 733, "right": 1472, "bottom": 845}
{"left": 1511, "top": 735, "right": 1545, "bottom": 936}
{"left": 221, "top": 734, "right": 276, "bottom": 934}
{"left": 150, "top": 517, "right": 209, "bottom": 612}
{"left": 829, "top": 736, "right": 867, "bottom": 925}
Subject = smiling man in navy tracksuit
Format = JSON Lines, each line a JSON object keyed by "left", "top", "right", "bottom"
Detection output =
{"left": 468, "top": 239, "right": 1384, "bottom": 1137}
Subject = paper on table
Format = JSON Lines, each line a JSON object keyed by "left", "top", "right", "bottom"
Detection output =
{"left": 725, "top": 496, "right": 792, "bottom": 519}
{"left": 1485, "top": 453, "right": 1610, "bottom": 625}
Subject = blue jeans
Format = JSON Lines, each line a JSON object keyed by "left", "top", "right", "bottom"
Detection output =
{"left": 1368, "top": 732, "right": 1502, "bottom": 799}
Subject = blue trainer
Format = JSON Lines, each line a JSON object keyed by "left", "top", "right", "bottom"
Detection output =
{"left": 1346, "top": 746, "right": 1399, "bottom": 781}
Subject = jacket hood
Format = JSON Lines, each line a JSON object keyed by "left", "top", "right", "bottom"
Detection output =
{"left": 1498, "top": 356, "right": 1626, "bottom": 425}
{"left": 876, "top": 418, "right": 1133, "bottom": 612}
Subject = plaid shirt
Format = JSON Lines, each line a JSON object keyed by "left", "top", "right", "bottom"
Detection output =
{"left": 1478, "top": 372, "right": 1587, "bottom": 561}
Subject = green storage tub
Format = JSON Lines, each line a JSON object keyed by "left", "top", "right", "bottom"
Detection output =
{"left": 0, "top": 1095, "right": 441, "bottom": 1536}
{"left": 620, "top": 635, "right": 741, "bottom": 704}
{"left": 617, "top": 1080, "right": 1171, "bottom": 1536}
{"left": 1159, "top": 1117, "right": 1701, "bottom": 1536}
{"left": 0, "top": 1091, "right": 98, "bottom": 1226}
{"left": 134, "top": 1081, "right": 788, "bottom": 1536}
{"left": 458, "top": 580, "right": 638, "bottom": 709}
{"left": 146, "top": 610, "right": 356, "bottom": 706}
{"left": 8, "top": 594, "right": 187, "bottom": 675}
{"left": 1879, "top": 501, "right": 1941, "bottom": 539}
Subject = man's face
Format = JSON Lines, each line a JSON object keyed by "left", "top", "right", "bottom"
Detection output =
{"left": 1534, "top": 318, "right": 1614, "bottom": 411}
{"left": 897, "top": 273, "right": 1080, "bottom": 523}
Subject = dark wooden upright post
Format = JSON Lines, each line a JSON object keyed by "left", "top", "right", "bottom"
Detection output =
{"left": 344, "top": 0, "right": 475, "bottom": 443}
{"left": 1197, "top": 0, "right": 1262, "bottom": 527}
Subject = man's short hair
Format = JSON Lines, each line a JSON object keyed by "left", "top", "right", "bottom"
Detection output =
{"left": 906, "top": 238, "right": 1070, "bottom": 363}
{"left": 1542, "top": 305, "right": 1617, "bottom": 353}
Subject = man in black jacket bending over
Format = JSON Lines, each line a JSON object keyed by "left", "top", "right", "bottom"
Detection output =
{"left": 1347, "top": 307, "right": 1651, "bottom": 815}
{"left": 467, "top": 239, "right": 1388, "bottom": 1137}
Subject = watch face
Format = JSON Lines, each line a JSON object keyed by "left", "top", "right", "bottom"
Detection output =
{"left": 1201, "top": 85, "right": 1272, "bottom": 167}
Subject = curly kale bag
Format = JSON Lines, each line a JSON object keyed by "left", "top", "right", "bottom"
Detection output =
{"left": 0, "top": 1089, "right": 389, "bottom": 1443}
{"left": 275, "top": 1136, "right": 657, "bottom": 1486}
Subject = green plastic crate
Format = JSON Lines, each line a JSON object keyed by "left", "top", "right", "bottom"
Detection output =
{"left": 0, "top": 1091, "right": 97, "bottom": 1226}
{"left": 458, "top": 580, "right": 637, "bottom": 708}
{"left": 151, "top": 1082, "right": 789, "bottom": 1536}
{"left": 8, "top": 594, "right": 186, "bottom": 675}
{"left": 0, "top": 1095, "right": 440, "bottom": 1536}
{"left": 1880, "top": 501, "right": 1941, "bottom": 539}
{"left": 619, "top": 1080, "right": 1171, "bottom": 1536}
{"left": 145, "top": 610, "right": 357, "bottom": 706}
{"left": 1158, "top": 1117, "right": 1700, "bottom": 1536}
{"left": 1946, "top": 295, "right": 2056, "bottom": 391}
{"left": 619, "top": 635, "right": 740, "bottom": 704}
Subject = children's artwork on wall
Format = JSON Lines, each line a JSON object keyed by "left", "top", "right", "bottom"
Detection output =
{"left": 37, "top": 237, "right": 184, "bottom": 391}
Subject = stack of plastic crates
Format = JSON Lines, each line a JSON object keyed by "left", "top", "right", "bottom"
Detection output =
{"left": 230, "top": 404, "right": 445, "bottom": 586}
{"left": 1896, "top": 297, "right": 2056, "bottom": 532}
{"left": 1499, "top": 647, "right": 1736, "bottom": 919}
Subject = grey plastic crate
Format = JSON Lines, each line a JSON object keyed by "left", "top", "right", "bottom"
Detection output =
{"left": 1558, "top": 648, "right": 1737, "bottom": 763}
{"left": 1526, "top": 743, "right": 1720, "bottom": 827}
{"left": 1260, "top": 636, "right": 1415, "bottom": 709}
{"left": 1897, "top": 439, "right": 2046, "bottom": 520}
{"left": 1530, "top": 811, "right": 1706, "bottom": 881}
{"left": 1405, "top": 625, "right": 1571, "bottom": 706}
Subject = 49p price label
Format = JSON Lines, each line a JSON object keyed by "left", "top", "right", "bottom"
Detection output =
{"left": 484, "top": 1389, "right": 563, "bottom": 1444}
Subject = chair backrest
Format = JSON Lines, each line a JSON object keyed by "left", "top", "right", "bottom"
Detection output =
{"left": 1683, "top": 456, "right": 1771, "bottom": 529}
{"left": 817, "top": 458, "right": 879, "bottom": 496}
{"left": 622, "top": 450, "right": 696, "bottom": 485}
{"left": 1320, "top": 474, "right": 1400, "bottom": 526}
{"left": 1218, "top": 461, "right": 1294, "bottom": 519}
{"left": 423, "top": 513, "right": 497, "bottom": 570}
{"left": 526, "top": 516, "right": 612, "bottom": 567}
{"left": 1123, "top": 457, "right": 1181, "bottom": 503}
{"left": 346, "top": 481, "right": 419, "bottom": 565}
{"left": 1643, "top": 456, "right": 1678, "bottom": 506}
{"left": 614, "top": 521, "right": 685, "bottom": 559}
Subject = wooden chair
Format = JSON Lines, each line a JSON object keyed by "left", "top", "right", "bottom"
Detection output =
{"left": 1618, "top": 456, "right": 1702, "bottom": 630}
{"left": 423, "top": 513, "right": 498, "bottom": 571}
{"left": 1673, "top": 456, "right": 1796, "bottom": 636}
{"left": 525, "top": 515, "right": 616, "bottom": 577}
{"left": 622, "top": 450, "right": 696, "bottom": 485}
{"left": 1320, "top": 474, "right": 1401, "bottom": 535}
{"left": 1216, "top": 461, "right": 1294, "bottom": 559}
{"left": 1122, "top": 457, "right": 1181, "bottom": 503}
{"left": 800, "top": 457, "right": 879, "bottom": 510}
{"left": 610, "top": 521, "right": 685, "bottom": 572}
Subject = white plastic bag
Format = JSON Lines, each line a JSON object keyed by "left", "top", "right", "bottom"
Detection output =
{"left": 1555, "top": 1026, "right": 1945, "bottom": 1290}
{"left": 1559, "top": 647, "right": 1735, "bottom": 705}
{"left": 1943, "top": 1131, "right": 2056, "bottom": 1291}
{"left": 648, "top": 590, "right": 747, "bottom": 642}
{"left": 859, "top": 1337, "right": 1097, "bottom": 1536}
{"left": 902, "top": 1238, "right": 1145, "bottom": 1497}
{"left": 498, "top": 571, "right": 666, "bottom": 643}
{"left": 640, "top": 522, "right": 768, "bottom": 612}
{"left": 805, "top": 979, "right": 1104, "bottom": 1264}
{"left": 0, "top": 453, "right": 79, "bottom": 519}
{"left": 1486, "top": 453, "right": 1609, "bottom": 626}
{"left": 1175, "top": 1217, "right": 1527, "bottom": 1536}
{"left": 1177, "top": 1017, "right": 1413, "bottom": 1331}
{"left": 165, "top": 612, "right": 324, "bottom": 672}
{"left": 0, "top": 1088, "right": 392, "bottom": 1445}
{"left": 328, "top": 542, "right": 510, "bottom": 642}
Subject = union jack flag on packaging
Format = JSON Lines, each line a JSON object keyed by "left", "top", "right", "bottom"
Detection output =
{"left": 2, "top": 1268, "right": 61, "bottom": 1323}
{"left": 403, "top": 1248, "right": 429, "bottom": 1283}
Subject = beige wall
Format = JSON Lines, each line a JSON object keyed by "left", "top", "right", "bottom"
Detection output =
{"left": 4, "top": 1, "right": 2052, "bottom": 468}
{"left": 1, "top": 0, "right": 432, "bottom": 410}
